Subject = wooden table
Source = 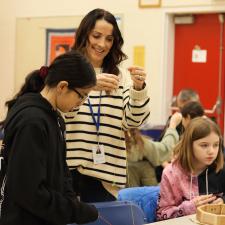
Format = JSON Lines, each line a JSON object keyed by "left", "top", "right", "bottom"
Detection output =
{"left": 146, "top": 214, "right": 198, "bottom": 225}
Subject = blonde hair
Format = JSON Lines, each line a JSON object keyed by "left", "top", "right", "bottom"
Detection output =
{"left": 125, "top": 128, "right": 144, "bottom": 151}
{"left": 174, "top": 117, "right": 224, "bottom": 173}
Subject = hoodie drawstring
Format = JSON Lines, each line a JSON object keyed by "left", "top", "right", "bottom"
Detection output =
{"left": 189, "top": 168, "right": 209, "bottom": 200}
{"left": 205, "top": 168, "right": 209, "bottom": 195}
{"left": 189, "top": 174, "right": 193, "bottom": 200}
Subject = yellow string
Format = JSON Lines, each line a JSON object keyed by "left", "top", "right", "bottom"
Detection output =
{"left": 98, "top": 214, "right": 112, "bottom": 225}
{"left": 98, "top": 202, "right": 137, "bottom": 225}
{"left": 132, "top": 204, "right": 136, "bottom": 225}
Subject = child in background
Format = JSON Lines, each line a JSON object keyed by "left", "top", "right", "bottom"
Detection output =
{"left": 180, "top": 101, "right": 205, "bottom": 130}
{"left": 0, "top": 51, "right": 98, "bottom": 225}
{"left": 155, "top": 89, "right": 200, "bottom": 182}
{"left": 157, "top": 117, "right": 225, "bottom": 220}
{"left": 126, "top": 112, "right": 182, "bottom": 187}
{"left": 156, "top": 101, "right": 205, "bottom": 182}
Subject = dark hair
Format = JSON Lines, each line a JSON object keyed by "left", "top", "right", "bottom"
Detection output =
{"left": 181, "top": 101, "right": 204, "bottom": 119}
{"left": 5, "top": 50, "right": 96, "bottom": 109}
{"left": 72, "top": 8, "right": 127, "bottom": 75}
{"left": 174, "top": 117, "right": 224, "bottom": 173}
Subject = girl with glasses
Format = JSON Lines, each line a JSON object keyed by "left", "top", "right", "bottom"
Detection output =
{"left": 0, "top": 51, "right": 98, "bottom": 225}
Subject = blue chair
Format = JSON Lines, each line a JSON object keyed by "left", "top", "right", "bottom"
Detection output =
{"left": 118, "top": 186, "right": 160, "bottom": 223}
{"left": 140, "top": 129, "right": 163, "bottom": 141}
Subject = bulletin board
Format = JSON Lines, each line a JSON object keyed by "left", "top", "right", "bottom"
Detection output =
{"left": 15, "top": 14, "right": 123, "bottom": 92}
{"left": 45, "top": 28, "right": 75, "bottom": 65}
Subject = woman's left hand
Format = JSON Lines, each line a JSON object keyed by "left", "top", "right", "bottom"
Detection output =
{"left": 128, "top": 66, "right": 146, "bottom": 91}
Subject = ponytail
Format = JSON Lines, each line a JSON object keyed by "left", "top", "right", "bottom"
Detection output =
{"left": 5, "top": 50, "right": 96, "bottom": 110}
{"left": 5, "top": 67, "right": 47, "bottom": 110}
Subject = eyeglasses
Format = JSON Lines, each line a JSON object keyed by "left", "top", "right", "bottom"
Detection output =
{"left": 72, "top": 88, "right": 88, "bottom": 102}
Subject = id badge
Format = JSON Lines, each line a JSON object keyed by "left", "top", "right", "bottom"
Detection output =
{"left": 92, "top": 144, "right": 106, "bottom": 164}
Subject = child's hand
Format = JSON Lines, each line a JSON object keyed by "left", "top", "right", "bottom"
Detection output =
{"left": 169, "top": 112, "right": 182, "bottom": 129}
{"left": 193, "top": 194, "right": 217, "bottom": 207}
{"left": 211, "top": 197, "right": 224, "bottom": 204}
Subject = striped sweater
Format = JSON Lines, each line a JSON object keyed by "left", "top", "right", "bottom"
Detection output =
{"left": 65, "top": 67, "right": 150, "bottom": 188}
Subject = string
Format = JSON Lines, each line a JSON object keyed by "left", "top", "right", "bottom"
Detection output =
{"left": 98, "top": 214, "right": 112, "bottom": 225}
{"left": 130, "top": 203, "right": 135, "bottom": 225}
{"left": 97, "top": 202, "right": 138, "bottom": 225}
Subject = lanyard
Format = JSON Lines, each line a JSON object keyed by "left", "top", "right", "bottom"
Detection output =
{"left": 88, "top": 92, "right": 102, "bottom": 135}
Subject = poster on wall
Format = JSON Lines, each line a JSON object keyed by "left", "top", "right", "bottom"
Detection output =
{"left": 192, "top": 49, "right": 207, "bottom": 63}
{"left": 46, "top": 29, "right": 75, "bottom": 65}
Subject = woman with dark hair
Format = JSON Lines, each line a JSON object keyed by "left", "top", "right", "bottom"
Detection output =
{"left": 65, "top": 8, "right": 150, "bottom": 202}
{"left": 0, "top": 51, "right": 98, "bottom": 225}
{"left": 72, "top": 8, "right": 126, "bottom": 75}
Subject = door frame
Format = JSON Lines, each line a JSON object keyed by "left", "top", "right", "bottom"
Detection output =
{"left": 162, "top": 6, "right": 225, "bottom": 138}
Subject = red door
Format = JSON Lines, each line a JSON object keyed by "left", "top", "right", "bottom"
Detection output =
{"left": 173, "top": 13, "right": 225, "bottom": 133}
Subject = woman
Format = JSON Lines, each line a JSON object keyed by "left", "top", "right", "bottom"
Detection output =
{"left": 0, "top": 51, "right": 98, "bottom": 225}
{"left": 65, "top": 8, "right": 150, "bottom": 202}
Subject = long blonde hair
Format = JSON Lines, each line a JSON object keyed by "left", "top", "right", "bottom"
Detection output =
{"left": 174, "top": 117, "right": 224, "bottom": 173}
{"left": 125, "top": 128, "right": 144, "bottom": 151}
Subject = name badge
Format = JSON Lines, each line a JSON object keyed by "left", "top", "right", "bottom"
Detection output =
{"left": 92, "top": 144, "right": 105, "bottom": 164}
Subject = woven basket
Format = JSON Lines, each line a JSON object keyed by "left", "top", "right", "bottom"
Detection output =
{"left": 196, "top": 204, "right": 225, "bottom": 225}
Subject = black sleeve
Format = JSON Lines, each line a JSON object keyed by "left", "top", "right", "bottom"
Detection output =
{"left": 62, "top": 159, "right": 98, "bottom": 224}
{"left": 219, "top": 166, "right": 225, "bottom": 203}
{"left": 7, "top": 122, "right": 98, "bottom": 224}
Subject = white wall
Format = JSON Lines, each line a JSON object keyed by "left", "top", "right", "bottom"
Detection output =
{"left": 1, "top": 0, "right": 225, "bottom": 124}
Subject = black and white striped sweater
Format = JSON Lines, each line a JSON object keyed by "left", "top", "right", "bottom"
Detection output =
{"left": 65, "top": 68, "right": 150, "bottom": 188}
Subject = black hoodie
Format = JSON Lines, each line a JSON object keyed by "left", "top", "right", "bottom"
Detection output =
{"left": 198, "top": 165, "right": 225, "bottom": 202}
{"left": 0, "top": 93, "right": 98, "bottom": 225}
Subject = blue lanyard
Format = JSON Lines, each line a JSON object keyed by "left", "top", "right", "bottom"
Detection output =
{"left": 88, "top": 92, "right": 102, "bottom": 133}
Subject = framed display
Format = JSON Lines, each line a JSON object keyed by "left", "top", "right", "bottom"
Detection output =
{"left": 139, "top": 0, "right": 161, "bottom": 8}
{"left": 46, "top": 28, "right": 75, "bottom": 65}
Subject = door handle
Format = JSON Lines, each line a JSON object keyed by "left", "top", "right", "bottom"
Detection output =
{"left": 204, "top": 98, "right": 222, "bottom": 114}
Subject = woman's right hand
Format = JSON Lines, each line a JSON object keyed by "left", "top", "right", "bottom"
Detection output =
{"left": 93, "top": 73, "right": 119, "bottom": 92}
{"left": 193, "top": 194, "right": 217, "bottom": 207}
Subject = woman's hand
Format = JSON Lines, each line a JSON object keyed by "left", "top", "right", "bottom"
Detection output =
{"left": 93, "top": 73, "right": 119, "bottom": 92}
{"left": 128, "top": 66, "right": 146, "bottom": 91}
{"left": 193, "top": 194, "right": 217, "bottom": 207}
